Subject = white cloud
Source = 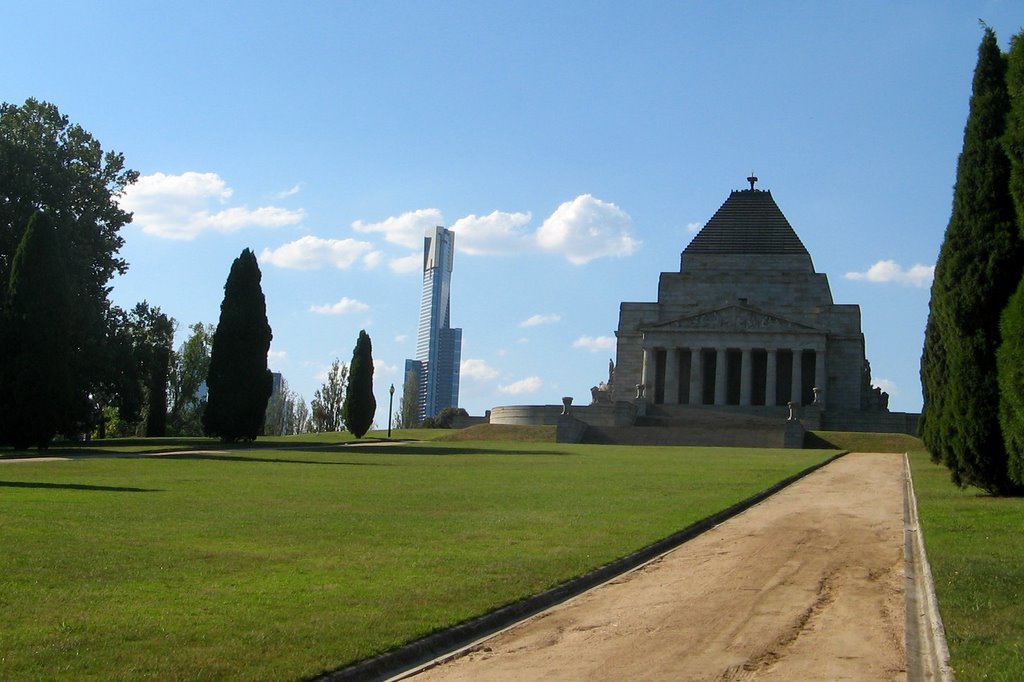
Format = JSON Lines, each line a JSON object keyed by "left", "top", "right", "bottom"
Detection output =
{"left": 352, "top": 208, "right": 443, "bottom": 249}
{"left": 520, "top": 313, "right": 561, "bottom": 328}
{"left": 260, "top": 235, "right": 376, "bottom": 270}
{"left": 874, "top": 378, "right": 898, "bottom": 396}
{"left": 687, "top": 222, "right": 702, "bottom": 233}
{"left": 498, "top": 376, "right": 543, "bottom": 395}
{"left": 450, "top": 210, "right": 533, "bottom": 255}
{"left": 845, "top": 260, "right": 934, "bottom": 287}
{"left": 389, "top": 253, "right": 423, "bottom": 274}
{"left": 536, "top": 194, "right": 638, "bottom": 265}
{"left": 573, "top": 335, "right": 616, "bottom": 352}
{"left": 461, "top": 358, "right": 500, "bottom": 381}
{"left": 120, "top": 171, "right": 305, "bottom": 240}
{"left": 275, "top": 184, "right": 301, "bottom": 199}
{"left": 363, "top": 250, "right": 384, "bottom": 269}
{"left": 395, "top": 334, "right": 408, "bottom": 343}
{"left": 374, "top": 360, "right": 399, "bottom": 376}
{"left": 309, "top": 297, "right": 371, "bottom": 315}
{"left": 268, "top": 349, "right": 288, "bottom": 369}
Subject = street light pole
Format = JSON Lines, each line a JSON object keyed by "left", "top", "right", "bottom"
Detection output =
{"left": 388, "top": 383, "right": 395, "bottom": 439}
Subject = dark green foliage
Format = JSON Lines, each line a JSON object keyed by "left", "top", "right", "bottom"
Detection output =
{"left": 421, "top": 407, "right": 469, "bottom": 429}
{"left": 921, "top": 29, "right": 1024, "bottom": 494}
{"left": 0, "top": 98, "right": 138, "bottom": 433}
{"left": 342, "top": 330, "right": 375, "bottom": 438}
{"left": 0, "top": 213, "right": 74, "bottom": 448}
{"left": 168, "top": 323, "right": 214, "bottom": 436}
{"left": 126, "top": 302, "right": 175, "bottom": 437}
{"left": 999, "top": 31, "right": 1024, "bottom": 485}
{"left": 202, "top": 249, "right": 273, "bottom": 442}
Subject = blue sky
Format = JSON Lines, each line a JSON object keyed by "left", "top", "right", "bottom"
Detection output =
{"left": 4, "top": 2, "right": 1022, "bottom": 421}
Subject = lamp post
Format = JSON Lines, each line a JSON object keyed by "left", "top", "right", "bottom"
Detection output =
{"left": 388, "top": 383, "right": 395, "bottom": 439}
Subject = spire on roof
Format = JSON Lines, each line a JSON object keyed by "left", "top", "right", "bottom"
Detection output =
{"left": 746, "top": 173, "right": 758, "bottom": 191}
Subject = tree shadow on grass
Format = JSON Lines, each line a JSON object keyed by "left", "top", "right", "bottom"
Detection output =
{"left": 0, "top": 481, "right": 161, "bottom": 492}
{"left": 156, "top": 453, "right": 388, "bottom": 466}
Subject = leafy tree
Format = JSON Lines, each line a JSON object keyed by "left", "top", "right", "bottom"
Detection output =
{"left": 342, "top": 330, "right": 376, "bottom": 439}
{"left": 395, "top": 369, "right": 420, "bottom": 429}
{"left": 0, "top": 212, "right": 74, "bottom": 448}
{"left": 421, "top": 406, "right": 469, "bottom": 429}
{"left": 921, "top": 28, "right": 1024, "bottom": 494}
{"left": 999, "top": 30, "right": 1024, "bottom": 485}
{"left": 202, "top": 249, "right": 274, "bottom": 442}
{"left": 124, "top": 302, "right": 175, "bottom": 437}
{"left": 0, "top": 98, "right": 138, "bottom": 433}
{"left": 168, "top": 322, "right": 214, "bottom": 435}
{"left": 311, "top": 359, "right": 347, "bottom": 433}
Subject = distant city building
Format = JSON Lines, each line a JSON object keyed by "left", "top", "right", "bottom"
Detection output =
{"left": 405, "top": 226, "right": 462, "bottom": 423}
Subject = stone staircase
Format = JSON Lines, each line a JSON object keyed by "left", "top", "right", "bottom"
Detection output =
{"left": 579, "top": 405, "right": 795, "bottom": 448}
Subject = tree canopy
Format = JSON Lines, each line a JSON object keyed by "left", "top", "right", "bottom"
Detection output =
{"left": 202, "top": 249, "right": 274, "bottom": 442}
{"left": 0, "top": 98, "right": 138, "bottom": 433}
{"left": 998, "top": 30, "right": 1024, "bottom": 485}
{"left": 342, "top": 330, "right": 376, "bottom": 439}
{"left": 921, "top": 28, "right": 1024, "bottom": 495}
{"left": 311, "top": 359, "right": 347, "bottom": 433}
{"left": 0, "top": 212, "right": 74, "bottom": 448}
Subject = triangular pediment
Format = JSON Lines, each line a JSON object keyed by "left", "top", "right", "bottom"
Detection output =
{"left": 647, "top": 304, "right": 821, "bottom": 334}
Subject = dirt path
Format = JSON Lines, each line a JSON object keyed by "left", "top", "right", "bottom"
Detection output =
{"left": 406, "top": 452, "right": 907, "bottom": 681}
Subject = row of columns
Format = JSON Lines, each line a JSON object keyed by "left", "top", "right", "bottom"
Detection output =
{"left": 641, "top": 346, "right": 825, "bottom": 407}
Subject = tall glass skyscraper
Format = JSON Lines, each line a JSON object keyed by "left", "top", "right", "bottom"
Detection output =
{"left": 405, "top": 226, "right": 462, "bottom": 423}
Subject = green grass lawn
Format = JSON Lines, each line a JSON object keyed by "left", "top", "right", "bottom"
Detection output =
{"left": 909, "top": 450, "right": 1024, "bottom": 680}
{"left": 0, "top": 441, "right": 834, "bottom": 681}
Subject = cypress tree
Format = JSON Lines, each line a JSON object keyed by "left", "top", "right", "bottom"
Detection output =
{"left": 342, "top": 330, "right": 376, "bottom": 439}
{"left": 921, "top": 28, "right": 1023, "bottom": 494}
{"left": 202, "top": 249, "right": 274, "bottom": 442}
{"left": 0, "top": 212, "right": 74, "bottom": 448}
{"left": 998, "top": 30, "right": 1024, "bottom": 485}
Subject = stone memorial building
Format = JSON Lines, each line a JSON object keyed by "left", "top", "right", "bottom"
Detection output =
{"left": 615, "top": 179, "right": 877, "bottom": 416}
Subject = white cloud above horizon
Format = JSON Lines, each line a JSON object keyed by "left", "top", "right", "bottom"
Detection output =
{"left": 308, "top": 296, "right": 370, "bottom": 315}
{"left": 520, "top": 313, "right": 561, "bottom": 328}
{"left": 498, "top": 376, "right": 543, "bottom": 394}
{"left": 845, "top": 260, "right": 934, "bottom": 287}
{"left": 573, "top": 335, "right": 616, "bottom": 352}
{"left": 120, "top": 171, "right": 305, "bottom": 240}
{"left": 352, "top": 208, "right": 443, "bottom": 249}
{"left": 874, "top": 378, "right": 898, "bottom": 396}
{"left": 687, "top": 222, "right": 702, "bottom": 233}
{"left": 451, "top": 210, "right": 533, "bottom": 256}
{"left": 389, "top": 253, "right": 423, "bottom": 274}
{"left": 461, "top": 358, "right": 500, "bottom": 381}
{"left": 536, "top": 194, "right": 638, "bottom": 265}
{"left": 260, "top": 235, "right": 378, "bottom": 270}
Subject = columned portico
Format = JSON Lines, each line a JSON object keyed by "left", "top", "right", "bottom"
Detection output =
{"left": 635, "top": 337, "right": 825, "bottom": 409}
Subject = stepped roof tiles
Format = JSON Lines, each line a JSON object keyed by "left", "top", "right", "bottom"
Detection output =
{"left": 684, "top": 188, "right": 810, "bottom": 256}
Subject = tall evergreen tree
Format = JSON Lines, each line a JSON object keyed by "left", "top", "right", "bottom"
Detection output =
{"left": 998, "top": 30, "right": 1024, "bottom": 485}
{"left": 342, "top": 330, "right": 376, "bottom": 439}
{"left": 0, "top": 212, "right": 74, "bottom": 448}
{"left": 921, "top": 28, "right": 1023, "bottom": 494}
{"left": 202, "top": 249, "right": 273, "bottom": 442}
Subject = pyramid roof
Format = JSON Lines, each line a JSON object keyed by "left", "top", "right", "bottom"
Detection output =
{"left": 684, "top": 189, "right": 809, "bottom": 256}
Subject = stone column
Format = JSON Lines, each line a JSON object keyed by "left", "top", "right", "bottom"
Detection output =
{"left": 688, "top": 348, "right": 702, "bottom": 405}
{"left": 641, "top": 347, "right": 654, "bottom": 394}
{"left": 714, "top": 347, "right": 728, "bottom": 406}
{"left": 765, "top": 348, "right": 777, "bottom": 407}
{"left": 740, "top": 347, "right": 753, "bottom": 406}
{"left": 664, "top": 348, "right": 680, "bottom": 405}
{"left": 814, "top": 348, "right": 826, "bottom": 409}
{"left": 791, "top": 348, "right": 803, "bottom": 405}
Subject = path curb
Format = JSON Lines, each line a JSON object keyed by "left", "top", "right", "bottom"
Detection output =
{"left": 311, "top": 451, "right": 849, "bottom": 682}
{"left": 903, "top": 453, "right": 954, "bottom": 681}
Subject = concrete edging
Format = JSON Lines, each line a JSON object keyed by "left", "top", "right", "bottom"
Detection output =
{"left": 903, "top": 453, "right": 954, "bottom": 681}
{"left": 311, "top": 451, "right": 849, "bottom": 682}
